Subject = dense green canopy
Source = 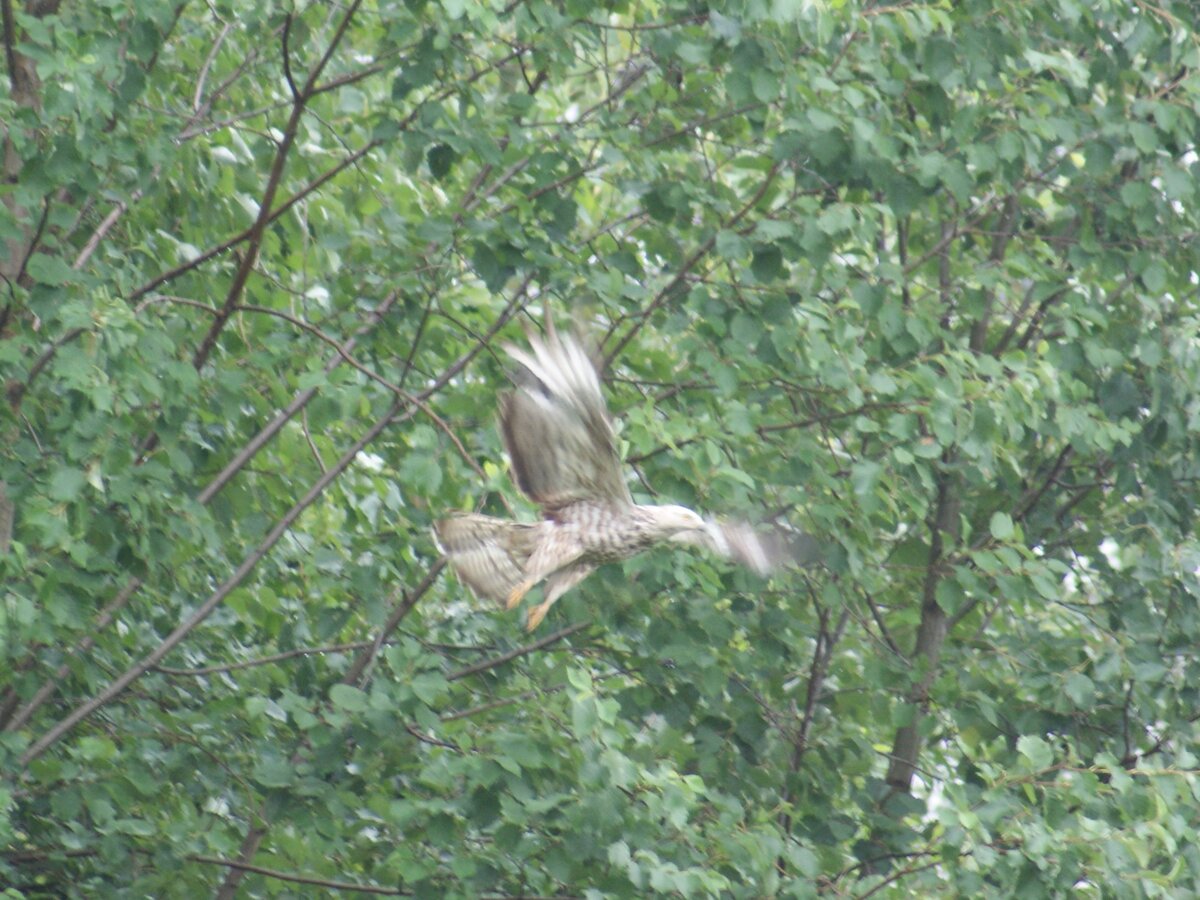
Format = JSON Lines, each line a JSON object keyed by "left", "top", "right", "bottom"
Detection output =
{"left": 3, "top": 1, "right": 1200, "bottom": 896}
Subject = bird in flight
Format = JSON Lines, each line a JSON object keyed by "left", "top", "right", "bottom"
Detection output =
{"left": 434, "top": 316, "right": 787, "bottom": 630}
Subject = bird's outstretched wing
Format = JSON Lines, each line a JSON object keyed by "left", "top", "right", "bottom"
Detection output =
{"left": 499, "top": 318, "right": 632, "bottom": 512}
{"left": 672, "top": 518, "right": 799, "bottom": 576}
{"left": 704, "top": 520, "right": 786, "bottom": 575}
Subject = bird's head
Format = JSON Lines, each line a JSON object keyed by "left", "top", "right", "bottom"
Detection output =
{"left": 652, "top": 505, "right": 709, "bottom": 543}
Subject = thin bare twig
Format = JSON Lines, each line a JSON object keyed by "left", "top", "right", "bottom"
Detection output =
{"left": 448, "top": 621, "right": 590, "bottom": 681}
{"left": 151, "top": 640, "right": 394, "bottom": 677}
{"left": 442, "top": 688, "right": 547, "bottom": 722}
{"left": 603, "top": 160, "right": 782, "bottom": 367}
{"left": 191, "top": 855, "right": 409, "bottom": 896}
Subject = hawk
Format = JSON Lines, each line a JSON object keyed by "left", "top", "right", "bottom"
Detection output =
{"left": 434, "top": 317, "right": 786, "bottom": 630}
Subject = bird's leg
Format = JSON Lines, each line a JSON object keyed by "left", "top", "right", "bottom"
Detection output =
{"left": 505, "top": 578, "right": 534, "bottom": 610}
{"left": 525, "top": 596, "right": 556, "bottom": 631}
{"left": 524, "top": 564, "right": 593, "bottom": 630}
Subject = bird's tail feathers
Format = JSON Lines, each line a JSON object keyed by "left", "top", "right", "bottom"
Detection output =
{"left": 432, "top": 514, "right": 538, "bottom": 605}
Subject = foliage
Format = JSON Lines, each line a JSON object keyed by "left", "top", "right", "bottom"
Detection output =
{"left": 3, "top": 0, "right": 1200, "bottom": 896}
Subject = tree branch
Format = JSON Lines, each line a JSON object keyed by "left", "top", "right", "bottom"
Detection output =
{"left": 3, "top": 291, "right": 402, "bottom": 730}
{"left": 447, "top": 621, "right": 591, "bottom": 682}
{"left": 193, "top": 854, "right": 409, "bottom": 896}
{"left": 151, "top": 640, "right": 399, "bottom": 676}
{"left": 885, "top": 457, "right": 959, "bottom": 793}
{"left": 21, "top": 398, "right": 406, "bottom": 765}
{"left": 603, "top": 160, "right": 782, "bottom": 367}
{"left": 777, "top": 603, "right": 850, "bottom": 872}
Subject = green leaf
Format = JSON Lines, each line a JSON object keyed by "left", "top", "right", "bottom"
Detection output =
{"left": 709, "top": 11, "right": 741, "bottom": 41}
{"left": 750, "top": 244, "right": 783, "bottom": 281}
{"left": 989, "top": 512, "right": 1014, "bottom": 541}
{"left": 252, "top": 756, "right": 295, "bottom": 789}
{"left": 398, "top": 450, "right": 443, "bottom": 495}
{"left": 730, "top": 313, "right": 762, "bottom": 346}
{"left": 850, "top": 460, "right": 882, "bottom": 496}
{"left": 1063, "top": 672, "right": 1094, "bottom": 707}
{"left": 26, "top": 253, "right": 75, "bottom": 285}
{"left": 715, "top": 229, "right": 747, "bottom": 260}
{"left": 411, "top": 671, "right": 449, "bottom": 706}
{"left": 48, "top": 467, "right": 87, "bottom": 501}
{"left": 329, "top": 684, "right": 368, "bottom": 712}
{"left": 1017, "top": 735, "right": 1053, "bottom": 770}
{"left": 868, "top": 370, "right": 897, "bottom": 395}
{"left": 1140, "top": 261, "right": 1166, "bottom": 294}
{"left": 76, "top": 736, "right": 117, "bottom": 762}
{"left": 427, "top": 144, "right": 458, "bottom": 181}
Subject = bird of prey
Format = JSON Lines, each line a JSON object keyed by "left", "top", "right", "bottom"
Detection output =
{"left": 434, "top": 317, "right": 785, "bottom": 630}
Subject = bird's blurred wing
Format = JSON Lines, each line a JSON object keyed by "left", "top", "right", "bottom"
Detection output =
{"left": 699, "top": 519, "right": 798, "bottom": 576}
{"left": 500, "top": 320, "right": 632, "bottom": 511}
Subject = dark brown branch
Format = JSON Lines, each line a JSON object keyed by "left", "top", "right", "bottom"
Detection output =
{"left": 299, "top": 0, "right": 363, "bottom": 98}
{"left": 992, "top": 281, "right": 1047, "bottom": 355}
{"left": 628, "top": 402, "right": 916, "bottom": 465}
{"left": 442, "top": 688, "right": 545, "bottom": 722}
{"left": 2, "top": 578, "right": 142, "bottom": 733}
{"left": 904, "top": 132, "right": 1093, "bottom": 281}
{"left": 213, "top": 822, "right": 267, "bottom": 900}
{"left": 9, "top": 326, "right": 85, "bottom": 410}
{"left": 777, "top": 604, "right": 850, "bottom": 870}
{"left": 1012, "top": 444, "right": 1074, "bottom": 524}
{"left": 4, "top": 847, "right": 98, "bottom": 864}
{"left": 604, "top": 160, "right": 782, "bottom": 367}
{"left": 1014, "top": 286, "right": 1071, "bottom": 351}
{"left": 404, "top": 721, "right": 460, "bottom": 750}
{"left": 192, "top": 855, "right": 409, "bottom": 895}
{"left": 235, "top": 302, "right": 488, "bottom": 483}
{"left": 341, "top": 560, "right": 446, "bottom": 686}
{"left": 0, "top": 479, "right": 10, "bottom": 555}
{"left": 1, "top": 0, "right": 18, "bottom": 91}
{"left": 1120, "top": 709, "right": 1200, "bottom": 768}
{"left": 14, "top": 196, "right": 51, "bottom": 285}
{"left": 280, "top": 12, "right": 299, "bottom": 100}
{"left": 189, "top": 73, "right": 309, "bottom": 370}
{"left": 970, "top": 194, "right": 1019, "bottom": 353}
{"left": 885, "top": 457, "right": 959, "bottom": 793}
{"left": 196, "top": 291, "right": 400, "bottom": 503}
{"left": 854, "top": 858, "right": 946, "bottom": 899}
{"left": 151, "top": 640, "right": 397, "bottom": 676}
{"left": 72, "top": 179, "right": 152, "bottom": 271}
{"left": 192, "top": 21, "right": 232, "bottom": 111}
{"left": 21, "top": 398, "right": 405, "bottom": 765}
{"left": 862, "top": 590, "right": 904, "bottom": 658}
{"left": 309, "top": 60, "right": 391, "bottom": 97}
{"left": 133, "top": 43, "right": 523, "bottom": 302}
{"left": 946, "top": 444, "right": 1079, "bottom": 631}
{"left": 448, "top": 621, "right": 590, "bottom": 681}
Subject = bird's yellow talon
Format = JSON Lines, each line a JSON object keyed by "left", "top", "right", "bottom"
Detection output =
{"left": 506, "top": 580, "right": 532, "bottom": 610}
{"left": 526, "top": 600, "right": 551, "bottom": 631}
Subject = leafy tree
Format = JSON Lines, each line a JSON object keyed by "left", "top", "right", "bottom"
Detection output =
{"left": 3, "top": 0, "right": 1200, "bottom": 896}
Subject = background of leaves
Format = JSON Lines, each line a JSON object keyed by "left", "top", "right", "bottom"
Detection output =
{"left": 3, "top": 0, "right": 1200, "bottom": 896}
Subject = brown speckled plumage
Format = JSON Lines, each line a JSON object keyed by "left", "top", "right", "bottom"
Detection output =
{"left": 434, "top": 317, "right": 786, "bottom": 629}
